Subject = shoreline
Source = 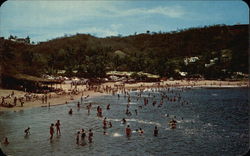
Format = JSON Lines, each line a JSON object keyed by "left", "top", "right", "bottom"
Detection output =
{"left": 0, "top": 80, "right": 249, "bottom": 112}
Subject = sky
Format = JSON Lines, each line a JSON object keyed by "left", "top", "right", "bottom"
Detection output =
{"left": 0, "top": 0, "right": 248, "bottom": 42}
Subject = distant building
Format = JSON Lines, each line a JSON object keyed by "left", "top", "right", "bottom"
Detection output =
{"left": 8, "top": 35, "right": 30, "bottom": 44}
{"left": 184, "top": 56, "right": 200, "bottom": 65}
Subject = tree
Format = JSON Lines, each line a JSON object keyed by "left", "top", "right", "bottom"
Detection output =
{"left": 26, "top": 36, "right": 30, "bottom": 43}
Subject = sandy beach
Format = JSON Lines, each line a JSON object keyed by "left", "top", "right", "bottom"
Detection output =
{"left": 0, "top": 80, "right": 248, "bottom": 112}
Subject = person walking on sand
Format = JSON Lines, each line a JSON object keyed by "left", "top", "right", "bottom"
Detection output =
{"left": 55, "top": 120, "right": 61, "bottom": 135}
{"left": 50, "top": 124, "right": 54, "bottom": 140}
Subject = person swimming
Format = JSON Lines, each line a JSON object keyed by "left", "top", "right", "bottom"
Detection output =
{"left": 121, "top": 118, "right": 127, "bottom": 124}
{"left": 138, "top": 128, "right": 144, "bottom": 134}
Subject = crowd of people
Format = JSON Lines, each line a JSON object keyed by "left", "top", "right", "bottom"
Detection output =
{"left": 3, "top": 79, "right": 247, "bottom": 151}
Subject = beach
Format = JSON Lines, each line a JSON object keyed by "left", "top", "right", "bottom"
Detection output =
{"left": 0, "top": 80, "right": 248, "bottom": 112}
{"left": 0, "top": 82, "right": 248, "bottom": 156}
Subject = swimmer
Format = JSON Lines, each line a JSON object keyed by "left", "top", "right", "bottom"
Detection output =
{"left": 138, "top": 128, "right": 144, "bottom": 134}
{"left": 77, "top": 101, "right": 80, "bottom": 108}
{"left": 103, "top": 130, "right": 108, "bottom": 135}
{"left": 24, "top": 127, "right": 30, "bottom": 135}
{"left": 121, "top": 118, "right": 127, "bottom": 124}
{"left": 154, "top": 126, "right": 158, "bottom": 136}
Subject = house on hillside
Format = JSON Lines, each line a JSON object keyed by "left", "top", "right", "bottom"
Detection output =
{"left": 184, "top": 56, "right": 200, "bottom": 65}
{"left": 8, "top": 35, "right": 30, "bottom": 44}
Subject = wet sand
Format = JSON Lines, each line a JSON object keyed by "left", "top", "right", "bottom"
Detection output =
{"left": 0, "top": 80, "right": 248, "bottom": 111}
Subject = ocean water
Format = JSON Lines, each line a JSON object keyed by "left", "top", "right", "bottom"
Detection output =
{"left": 0, "top": 87, "right": 249, "bottom": 156}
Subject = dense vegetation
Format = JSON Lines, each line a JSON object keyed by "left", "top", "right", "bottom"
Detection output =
{"left": 0, "top": 24, "right": 248, "bottom": 81}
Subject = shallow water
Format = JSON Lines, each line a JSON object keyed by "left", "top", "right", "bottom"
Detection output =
{"left": 0, "top": 88, "right": 249, "bottom": 156}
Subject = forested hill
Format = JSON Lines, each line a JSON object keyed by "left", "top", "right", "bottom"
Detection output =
{"left": 0, "top": 24, "right": 248, "bottom": 80}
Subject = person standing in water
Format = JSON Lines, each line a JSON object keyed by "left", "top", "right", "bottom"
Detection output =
{"left": 103, "top": 117, "right": 107, "bottom": 129}
{"left": 3, "top": 137, "right": 9, "bottom": 145}
{"left": 69, "top": 108, "right": 73, "bottom": 115}
{"left": 24, "top": 127, "right": 30, "bottom": 136}
{"left": 122, "top": 118, "right": 127, "bottom": 124}
{"left": 154, "top": 126, "right": 158, "bottom": 136}
{"left": 49, "top": 124, "right": 54, "bottom": 140}
{"left": 81, "top": 129, "right": 86, "bottom": 145}
{"left": 55, "top": 120, "right": 61, "bottom": 135}
{"left": 76, "top": 131, "right": 80, "bottom": 145}
{"left": 88, "top": 129, "right": 93, "bottom": 143}
{"left": 77, "top": 101, "right": 80, "bottom": 109}
{"left": 106, "top": 104, "right": 110, "bottom": 110}
{"left": 125, "top": 125, "right": 132, "bottom": 137}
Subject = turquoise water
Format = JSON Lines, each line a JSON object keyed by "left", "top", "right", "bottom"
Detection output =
{"left": 0, "top": 87, "right": 249, "bottom": 156}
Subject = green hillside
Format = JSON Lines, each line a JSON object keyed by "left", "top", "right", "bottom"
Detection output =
{"left": 0, "top": 24, "right": 248, "bottom": 83}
